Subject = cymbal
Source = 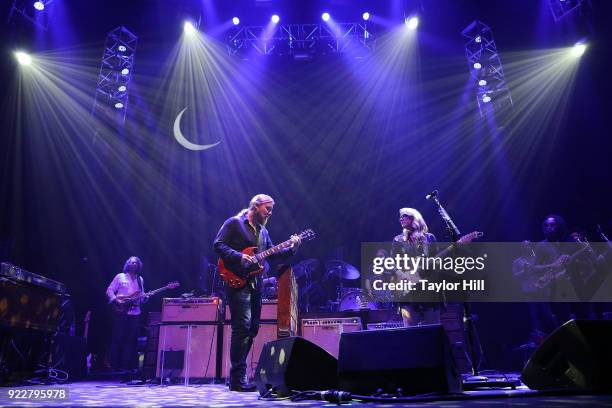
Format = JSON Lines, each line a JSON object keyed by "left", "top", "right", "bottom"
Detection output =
{"left": 325, "top": 260, "right": 360, "bottom": 280}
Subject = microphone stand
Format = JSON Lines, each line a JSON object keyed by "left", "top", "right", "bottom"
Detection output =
{"left": 428, "top": 191, "right": 485, "bottom": 382}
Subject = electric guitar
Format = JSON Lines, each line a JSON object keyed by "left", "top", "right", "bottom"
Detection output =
{"left": 112, "top": 281, "right": 180, "bottom": 314}
{"left": 526, "top": 244, "right": 591, "bottom": 291}
{"left": 394, "top": 231, "right": 484, "bottom": 285}
{"left": 218, "top": 229, "right": 316, "bottom": 289}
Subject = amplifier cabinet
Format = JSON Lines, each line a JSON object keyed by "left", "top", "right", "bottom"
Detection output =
{"left": 161, "top": 298, "right": 221, "bottom": 322}
{"left": 301, "top": 317, "right": 361, "bottom": 358}
{"left": 156, "top": 324, "right": 218, "bottom": 379}
{"left": 221, "top": 323, "right": 277, "bottom": 380}
{"left": 226, "top": 300, "right": 277, "bottom": 321}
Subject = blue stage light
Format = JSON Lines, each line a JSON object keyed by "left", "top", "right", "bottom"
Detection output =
{"left": 121, "top": 68, "right": 130, "bottom": 75}
{"left": 232, "top": 17, "right": 240, "bottom": 26}
{"left": 482, "top": 95, "right": 491, "bottom": 103}
{"left": 271, "top": 14, "right": 280, "bottom": 24}
{"left": 473, "top": 62, "right": 482, "bottom": 69}
{"left": 114, "top": 102, "right": 124, "bottom": 109}
{"left": 322, "top": 12, "right": 330, "bottom": 22}
{"left": 15, "top": 51, "right": 32, "bottom": 66}
{"left": 184, "top": 21, "right": 196, "bottom": 35}
{"left": 571, "top": 42, "right": 587, "bottom": 57}
{"left": 118, "top": 85, "right": 127, "bottom": 92}
{"left": 478, "top": 79, "right": 487, "bottom": 86}
{"left": 33, "top": 1, "right": 44, "bottom": 11}
{"left": 362, "top": 12, "right": 370, "bottom": 21}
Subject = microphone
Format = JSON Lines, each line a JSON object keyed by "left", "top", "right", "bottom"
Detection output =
{"left": 425, "top": 190, "right": 439, "bottom": 200}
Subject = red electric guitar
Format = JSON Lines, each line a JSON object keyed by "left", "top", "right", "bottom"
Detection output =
{"left": 218, "top": 229, "right": 316, "bottom": 289}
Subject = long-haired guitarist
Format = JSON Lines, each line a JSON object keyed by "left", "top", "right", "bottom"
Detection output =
{"left": 391, "top": 207, "right": 440, "bottom": 327}
{"left": 214, "top": 194, "right": 301, "bottom": 392}
{"left": 105, "top": 256, "right": 148, "bottom": 372}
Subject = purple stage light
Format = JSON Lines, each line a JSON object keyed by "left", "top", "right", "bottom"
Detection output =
{"left": 322, "top": 12, "right": 330, "bottom": 22}
{"left": 478, "top": 79, "right": 487, "bottom": 86}
{"left": 362, "top": 12, "right": 370, "bottom": 21}
{"left": 232, "top": 17, "right": 240, "bottom": 26}
{"left": 473, "top": 62, "right": 482, "bottom": 69}
{"left": 482, "top": 95, "right": 491, "bottom": 103}
{"left": 114, "top": 102, "right": 124, "bottom": 109}
{"left": 271, "top": 14, "right": 280, "bottom": 24}
{"left": 121, "top": 68, "right": 130, "bottom": 75}
{"left": 33, "top": 1, "right": 44, "bottom": 11}
{"left": 118, "top": 85, "right": 127, "bottom": 92}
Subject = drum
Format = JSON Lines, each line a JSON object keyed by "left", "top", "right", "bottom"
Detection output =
{"left": 339, "top": 290, "right": 377, "bottom": 311}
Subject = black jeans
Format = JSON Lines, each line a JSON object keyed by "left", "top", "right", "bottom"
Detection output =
{"left": 110, "top": 313, "right": 140, "bottom": 370}
{"left": 227, "top": 283, "right": 262, "bottom": 385}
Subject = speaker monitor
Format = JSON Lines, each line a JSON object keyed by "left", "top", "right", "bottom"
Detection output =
{"left": 338, "top": 324, "right": 461, "bottom": 395}
{"left": 254, "top": 337, "right": 338, "bottom": 397}
{"left": 156, "top": 324, "right": 218, "bottom": 379}
{"left": 521, "top": 319, "right": 612, "bottom": 391}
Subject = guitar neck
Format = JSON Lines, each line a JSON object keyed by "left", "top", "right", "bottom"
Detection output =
{"left": 147, "top": 286, "right": 171, "bottom": 297}
{"left": 255, "top": 239, "right": 294, "bottom": 261}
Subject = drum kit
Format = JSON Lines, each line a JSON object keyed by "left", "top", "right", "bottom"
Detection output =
{"left": 288, "top": 258, "right": 384, "bottom": 312}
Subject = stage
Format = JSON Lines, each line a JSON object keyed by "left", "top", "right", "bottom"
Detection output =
{"left": 2, "top": 379, "right": 612, "bottom": 407}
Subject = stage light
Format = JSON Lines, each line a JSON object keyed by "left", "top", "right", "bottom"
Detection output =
{"left": 121, "top": 68, "right": 129, "bottom": 75}
{"left": 184, "top": 21, "right": 196, "bottom": 35}
{"left": 232, "top": 17, "right": 240, "bottom": 26}
{"left": 362, "top": 12, "right": 370, "bottom": 21}
{"left": 571, "top": 42, "right": 587, "bottom": 57}
{"left": 15, "top": 51, "right": 32, "bottom": 66}
{"left": 271, "top": 14, "right": 280, "bottom": 24}
{"left": 118, "top": 45, "right": 127, "bottom": 52}
{"left": 33, "top": 1, "right": 44, "bottom": 10}
{"left": 482, "top": 95, "right": 491, "bottom": 103}
{"left": 478, "top": 79, "right": 487, "bottom": 86}
{"left": 475, "top": 36, "right": 481, "bottom": 43}
{"left": 473, "top": 62, "right": 482, "bottom": 69}
{"left": 118, "top": 85, "right": 127, "bottom": 92}
{"left": 322, "top": 12, "right": 330, "bottom": 22}
{"left": 405, "top": 16, "right": 419, "bottom": 30}
{"left": 114, "top": 102, "right": 124, "bottom": 109}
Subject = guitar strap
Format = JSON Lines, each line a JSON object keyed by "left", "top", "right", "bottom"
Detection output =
{"left": 138, "top": 275, "right": 144, "bottom": 295}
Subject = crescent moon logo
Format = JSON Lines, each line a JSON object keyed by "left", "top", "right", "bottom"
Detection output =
{"left": 173, "top": 107, "right": 221, "bottom": 151}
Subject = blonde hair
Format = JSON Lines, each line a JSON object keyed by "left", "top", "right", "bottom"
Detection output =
{"left": 237, "top": 194, "right": 275, "bottom": 216}
{"left": 399, "top": 207, "right": 429, "bottom": 235}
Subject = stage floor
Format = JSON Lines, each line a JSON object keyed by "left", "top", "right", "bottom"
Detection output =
{"left": 1, "top": 381, "right": 612, "bottom": 407}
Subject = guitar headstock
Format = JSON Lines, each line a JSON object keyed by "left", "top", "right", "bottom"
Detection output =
{"left": 166, "top": 281, "right": 180, "bottom": 289}
{"left": 298, "top": 229, "right": 316, "bottom": 242}
{"left": 457, "top": 231, "right": 484, "bottom": 244}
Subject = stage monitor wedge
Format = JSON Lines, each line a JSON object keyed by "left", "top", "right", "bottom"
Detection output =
{"left": 338, "top": 324, "right": 461, "bottom": 395}
{"left": 254, "top": 336, "right": 338, "bottom": 397}
{"left": 522, "top": 319, "right": 612, "bottom": 391}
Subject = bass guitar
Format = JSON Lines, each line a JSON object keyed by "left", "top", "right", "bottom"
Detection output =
{"left": 112, "top": 281, "right": 180, "bottom": 314}
{"left": 218, "top": 229, "right": 316, "bottom": 289}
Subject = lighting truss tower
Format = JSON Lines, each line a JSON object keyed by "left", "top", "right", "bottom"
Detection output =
{"left": 227, "top": 22, "right": 375, "bottom": 58}
{"left": 461, "top": 20, "right": 512, "bottom": 118}
{"left": 549, "top": 0, "right": 584, "bottom": 22}
{"left": 92, "top": 26, "right": 137, "bottom": 124}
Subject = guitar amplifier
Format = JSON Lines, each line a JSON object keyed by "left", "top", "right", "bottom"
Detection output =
{"left": 156, "top": 324, "right": 218, "bottom": 379}
{"left": 366, "top": 321, "right": 404, "bottom": 331}
{"left": 161, "top": 298, "right": 221, "bottom": 322}
{"left": 301, "top": 317, "right": 361, "bottom": 358}
{"left": 226, "top": 299, "right": 277, "bottom": 321}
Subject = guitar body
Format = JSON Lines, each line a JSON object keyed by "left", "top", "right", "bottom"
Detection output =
{"left": 218, "top": 246, "right": 269, "bottom": 289}
{"left": 112, "top": 291, "right": 142, "bottom": 314}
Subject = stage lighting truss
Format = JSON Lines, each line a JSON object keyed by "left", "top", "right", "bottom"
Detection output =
{"left": 549, "top": 0, "right": 584, "bottom": 22}
{"left": 226, "top": 22, "right": 376, "bottom": 58}
{"left": 461, "top": 20, "right": 512, "bottom": 118}
{"left": 92, "top": 26, "right": 137, "bottom": 123}
{"left": 8, "top": 0, "right": 51, "bottom": 31}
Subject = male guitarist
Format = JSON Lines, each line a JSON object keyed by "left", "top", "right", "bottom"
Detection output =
{"left": 214, "top": 194, "right": 301, "bottom": 392}
{"left": 106, "top": 256, "right": 148, "bottom": 372}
